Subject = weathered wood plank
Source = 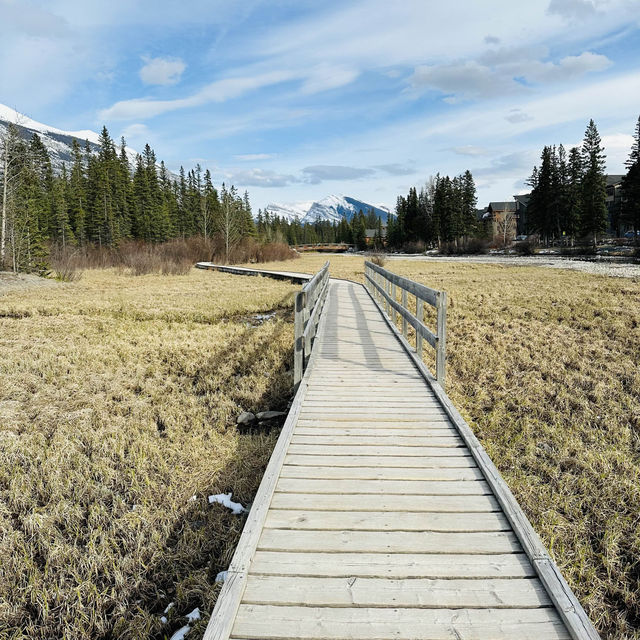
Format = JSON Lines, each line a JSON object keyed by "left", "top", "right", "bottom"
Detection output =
{"left": 287, "top": 444, "right": 465, "bottom": 456}
{"left": 270, "top": 492, "right": 501, "bottom": 513}
{"left": 242, "top": 575, "right": 551, "bottom": 608}
{"left": 291, "top": 435, "right": 463, "bottom": 447}
{"left": 275, "top": 477, "right": 491, "bottom": 495}
{"left": 231, "top": 605, "right": 570, "bottom": 640}
{"left": 249, "top": 550, "right": 536, "bottom": 579}
{"left": 294, "top": 427, "right": 458, "bottom": 437}
{"left": 264, "top": 509, "right": 510, "bottom": 532}
{"left": 295, "top": 419, "right": 452, "bottom": 428}
{"left": 258, "top": 528, "right": 521, "bottom": 554}
{"left": 284, "top": 453, "right": 475, "bottom": 467}
{"left": 279, "top": 464, "right": 481, "bottom": 480}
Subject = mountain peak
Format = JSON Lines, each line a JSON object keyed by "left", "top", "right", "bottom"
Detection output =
{"left": 263, "top": 195, "right": 393, "bottom": 225}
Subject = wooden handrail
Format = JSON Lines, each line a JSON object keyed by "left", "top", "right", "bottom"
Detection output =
{"left": 294, "top": 261, "right": 330, "bottom": 388}
{"left": 364, "top": 260, "right": 447, "bottom": 385}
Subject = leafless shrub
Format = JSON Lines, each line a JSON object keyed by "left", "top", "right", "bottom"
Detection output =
{"left": 369, "top": 253, "right": 386, "bottom": 267}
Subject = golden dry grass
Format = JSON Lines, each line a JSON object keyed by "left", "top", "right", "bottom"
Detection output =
{"left": 248, "top": 254, "right": 640, "bottom": 639}
{"left": 0, "top": 268, "right": 298, "bottom": 640}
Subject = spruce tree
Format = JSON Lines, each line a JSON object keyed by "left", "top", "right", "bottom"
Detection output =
{"left": 580, "top": 119, "right": 607, "bottom": 247}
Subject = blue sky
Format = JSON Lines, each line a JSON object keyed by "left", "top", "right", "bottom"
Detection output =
{"left": 1, "top": 0, "right": 639, "bottom": 212}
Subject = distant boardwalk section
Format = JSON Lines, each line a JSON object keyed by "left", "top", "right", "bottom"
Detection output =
{"left": 199, "top": 262, "right": 599, "bottom": 640}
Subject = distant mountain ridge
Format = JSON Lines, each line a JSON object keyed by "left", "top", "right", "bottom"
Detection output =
{"left": 0, "top": 103, "right": 139, "bottom": 171}
{"left": 264, "top": 195, "right": 393, "bottom": 225}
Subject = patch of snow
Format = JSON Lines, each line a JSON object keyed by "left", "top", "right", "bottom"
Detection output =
{"left": 188, "top": 495, "right": 197, "bottom": 502}
{"left": 186, "top": 607, "right": 201, "bottom": 623}
{"left": 208, "top": 492, "right": 246, "bottom": 515}
{"left": 262, "top": 201, "right": 313, "bottom": 223}
{"left": 164, "top": 602, "right": 175, "bottom": 614}
{"left": 215, "top": 570, "right": 228, "bottom": 583}
{"left": 169, "top": 624, "right": 191, "bottom": 640}
{"left": 160, "top": 616, "right": 168, "bottom": 624}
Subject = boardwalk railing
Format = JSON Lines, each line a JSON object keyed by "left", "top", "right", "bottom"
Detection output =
{"left": 364, "top": 260, "right": 447, "bottom": 385}
{"left": 294, "top": 261, "right": 330, "bottom": 387}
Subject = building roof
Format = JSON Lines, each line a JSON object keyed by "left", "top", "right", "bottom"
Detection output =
{"left": 606, "top": 174, "right": 624, "bottom": 186}
{"left": 488, "top": 201, "right": 517, "bottom": 212}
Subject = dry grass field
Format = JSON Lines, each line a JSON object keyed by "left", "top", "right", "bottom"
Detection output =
{"left": 2, "top": 256, "right": 639, "bottom": 639}
{"left": 0, "top": 268, "right": 298, "bottom": 640}
{"left": 247, "top": 254, "right": 640, "bottom": 640}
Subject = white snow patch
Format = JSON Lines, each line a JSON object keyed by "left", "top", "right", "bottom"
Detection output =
{"left": 188, "top": 495, "right": 197, "bottom": 502}
{"left": 169, "top": 624, "right": 191, "bottom": 640}
{"left": 208, "top": 493, "right": 246, "bottom": 515}
{"left": 160, "top": 616, "right": 168, "bottom": 624}
{"left": 215, "top": 570, "right": 228, "bottom": 583}
{"left": 164, "top": 602, "right": 175, "bottom": 614}
{"left": 186, "top": 607, "right": 201, "bottom": 623}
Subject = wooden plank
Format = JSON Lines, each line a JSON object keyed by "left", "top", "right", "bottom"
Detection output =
{"left": 297, "top": 413, "right": 450, "bottom": 422}
{"left": 294, "top": 427, "right": 457, "bottom": 437}
{"left": 275, "top": 477, "right": 491, "bottom": 496}
{"left": 279, "top": 465, "right": 481, "bottom": 480}
{"left": 366, "top": 259, "right": 439, "bottom": 306}
{"left": 284, "top": 453, "right": 475, "bottom": 467}
{"left": 287, "top": 444, "right": 465, "bottom": 456}
{"left": 270, "top": 492, "right": 500, "bottom": 513}
{"left": 264, "top": 509, "right": 510, "bottom": 532}
{"left": 258, "top": 528, "right": 521, "bottom": 554}
{"left": 290, "top": 435, "right": 463, "bottom": 447}
{"left": 231, "top": 605, "right": 570, "bottom": 639}
{"left": 242, "top": 574, "right": 551, "bottom": 608}
{"left": 295, "top": 419, "right": 452, "bottom": 429}
{"left": 249, "top": 550, "right": 536, "bottom": 579}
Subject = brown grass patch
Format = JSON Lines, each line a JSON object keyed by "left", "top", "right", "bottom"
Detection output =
{"left": 0, "top": 268, "right": 298, "bottom": 639}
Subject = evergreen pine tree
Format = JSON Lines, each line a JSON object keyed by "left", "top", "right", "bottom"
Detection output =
{"left": 622, "top": 115, "right": 640, "bottom": 242}
{"left": 580, "top": 119, "right": 607, "bottom": 246}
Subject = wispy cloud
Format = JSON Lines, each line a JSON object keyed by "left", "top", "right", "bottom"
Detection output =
{"left": 302, "top": 165, "right": 375, "bottom": 184}
{"left": 225, "top": 168, "right": 297, "bottom": 188}
{"left": 139, "top": 56, "right": 186, "bottom": 86}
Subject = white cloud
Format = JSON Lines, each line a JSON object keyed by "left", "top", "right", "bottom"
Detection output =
{"left": 139, "top": 56, "right": 186, "bottom": 86}
{"left": 505, "top": 109, "right": 534, "bottom": 123}
{"left": 120, "top": 122, "right": 150, "bottom": 143}
{"left": 100, "top": 70, "right": 296, "bottom": 120}
{"left": 225, "top": 168, "right": 297, "bottom": 188}
{"left": 450, "top": 145, "right": 488, "bottom": 156}
{"left": 547, "top": 0, "right": 598, "bottom": 21}
{"left": 302, "top": 165, "right": 375, "bottom": 184}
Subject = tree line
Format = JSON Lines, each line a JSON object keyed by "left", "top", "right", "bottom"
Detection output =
{"left": 526, "top": 117, "right": 640, "bottom": 246}
{"left": 0, "top": 125, "right": 255, "bottom": 272}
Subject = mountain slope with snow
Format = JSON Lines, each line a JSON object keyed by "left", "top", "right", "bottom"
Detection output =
{"left": 263, "top": 195, "right": 393, "bottom": 225}
{"left": 0, "top": 103, "right": 139, "bottom": 171}
{"left": 263, "top": 201, "right": 314, "bottom": 223}
{"left": 302, "top": 195, "right": 392, "bottom": 224}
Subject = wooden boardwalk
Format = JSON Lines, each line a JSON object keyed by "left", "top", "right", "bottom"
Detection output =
{"left": 204, "top": 270, "right": 598, "bottom": 640}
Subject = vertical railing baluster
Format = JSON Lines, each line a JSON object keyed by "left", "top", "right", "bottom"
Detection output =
{"left": 416, "top": 297, "right": 424, "bottom": 360}
{"left": 401, "top": 288, "right": 408, "bottom": 338}
{"left": 436, "top": 291, "right": 447, "bottom": 386}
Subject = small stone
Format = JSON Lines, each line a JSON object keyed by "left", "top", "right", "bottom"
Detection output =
{"left": 256, "top": 410, "right": 287, "bottom": 421}
{"left": 236, "top": 411, "right": 256, "bottom": 425}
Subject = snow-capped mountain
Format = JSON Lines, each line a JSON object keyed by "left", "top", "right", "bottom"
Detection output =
{"left": 0, "top": 103, "right": 139, "bottom": 171}
{"left": 303, "top": 195, "right": 391, "bottom": 225}
{"left": 263, "top": 195, "right": 393, "bottom": 225}
{"left": 263, "top": 201, "right": 314, "bottom": 223}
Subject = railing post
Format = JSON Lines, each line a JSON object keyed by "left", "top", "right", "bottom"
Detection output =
{"left": 416, "top": 298, "right": 424, "bottom": 359}
{"left": 294, "top": 290, "right": 306, "bottom": 388}
{"left": 436, "top": 291, "right": 447, "bottom": 386}
{"left": 401, "top": 289, "right": 408, "bottom": 338}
